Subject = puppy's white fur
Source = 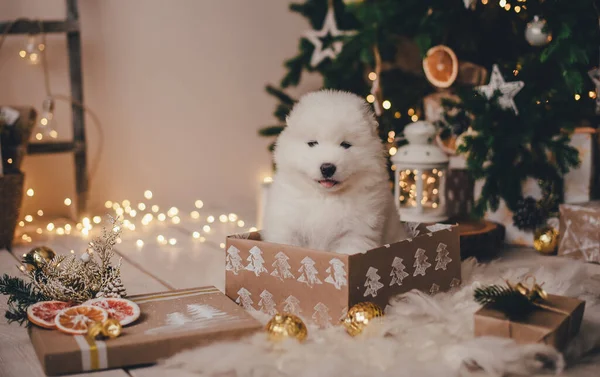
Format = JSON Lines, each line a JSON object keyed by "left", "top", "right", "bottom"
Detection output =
{"left": 263, "top": 90, "right": 407, "bottom": 254}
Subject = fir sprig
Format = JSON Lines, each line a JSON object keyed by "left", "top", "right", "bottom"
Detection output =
{"left": 474, "top": 284, "right": 536, "bottom": 320}
{"left": 0, "top": 274, "right": 48, "bottom": 325}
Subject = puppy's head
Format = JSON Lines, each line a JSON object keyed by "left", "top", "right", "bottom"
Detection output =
{"left": 274, "top": 90, "right": 386, "bottom": 192}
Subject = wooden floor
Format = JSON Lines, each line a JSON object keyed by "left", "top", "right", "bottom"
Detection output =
{"left": 1, "top": 210, "right": 600, "bottom": 377}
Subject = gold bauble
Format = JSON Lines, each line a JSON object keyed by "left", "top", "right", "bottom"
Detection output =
{"left": 533, "top": 225, "right": 558, "bottom": 255}
{"left": 25, "top": 246, "right": 56, "bottom": 271}
{"left": 87, "top": 321, "right": 106, "bottom": 339}
{"left": 102, "top": 318, "right": 122, "bottom": 339}
{"left": 341, "top": 302, "right": 384, "bottom": 337}
{"left": 265, "top": 313, "right": 308, "bottom": 342}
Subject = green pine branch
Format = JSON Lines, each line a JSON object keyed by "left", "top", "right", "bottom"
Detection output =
{"left": 0, "top": 274, "right": 48, "bottom": 325}
{"left": 474, "top": 284, "right": 536, "bottom": 320}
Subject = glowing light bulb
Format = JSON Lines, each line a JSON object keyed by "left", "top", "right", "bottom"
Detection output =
{"left": 168, "top": 238, "right": 177, "bottom": 245}
{"left": 411, "top": 115, "right": 419, "bottom": 122}
{"left": 138, "top": 203, "right": 146, "bottom": 211}
{"left": 57, "top": 227, "right": 65, "bottom": 235}
{"left": 172, "top": 216, "right": 181, "bottom": 224}
{"left": 228, "top": 213, "right": 238, "bottom": 222}
{"left": 36, "top": 228, "right": 43, "bottom": 234}
{"left": 237, "top": 220, "right": 245, "bottom": 227}
{"left": 195, "top": 200, "right": 204, "bottom": 208}
{"left": 574, "top": 94, "right": 581, "bottom": 101}
{"left": 199, "top": 236, "right": 206, "bottom": 242}
{"left": 368, "top": 72, "right": 377, "bottom": 81}
{"left": 25, "top": 215, "right": 33, "bottom": 222}
{"left": 207, "top": 216, "right": 215, "bottom": 223}
{"left": 65, "top": 224, "right": 72, "bottom": 231}
{"left": 157, "top": 235, "right": 165, "bottom": 243}
{"left": 394, "top": 111, "right": 401, "bottom": 119}
{"left": 408, "top": 108, "right": 415, "bottom": 116}
{"left": 219, "top": 243, "right": 225, "bottom": 249}
{"left": 47, "top": 223, "right": 55, "bottom": 231}
{"left": 129, "top": 209, "right": 137, "bottom": 217}
{"left": 366, "top": 94, "right": 375, "bottom": 103}
{"left": 158, "top": 213, "right": 166, "bottom": 221}
{"left": 193, "top": 231, "right": 200, "bottom": 239}
{"left": 64, "top": 198, "right": 72, "bottom": 206}
{"left": 19, "top": 221, "right": 25, "bottom": 227}
{"left": 105, "top": 201, "right": 113, "bottom": 209}
{"left": 190, "top": 211, "right": 200, "bottom": 219}
{"left": 203, "top": 225, "right": 211, "bottom": 232}
{"left": 219, "top": 215, "right": 228, "bottom": 223}
{"left": 263, "top": 176, "right": 273, "bottom": 183}
{"left": 249, "top": 227, "right": 258, "bottom": 232}
{"left": 26, "top": 188, "right": 34, "bottom": 197}
{"left": 144, "top": 190, "right": 153, "bottom": 200}
{"left": 389, "top": 147, "right": 397, "bottom": 156}
{"left": 152, "top": 205, "right": 159, "bottom": 213}
{"left": 135, "top": 239, "right": 144, "bottom": 248}
{"left": 36, "top": 97, "right": 57, "bottom": 139}
{"left": 93, "top": 216, "right": 101, "bottom": 224}
{"left": 167, "top": 207, "right": 179, "bottom": 217}
{"left": 382, "top": 100, "right": 391, "bottom": 110}
{"left": 19, "top": 35, "right": 44, "bottom": 65}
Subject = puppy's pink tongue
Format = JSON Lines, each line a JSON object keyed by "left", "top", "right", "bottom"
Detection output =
{"left": 319, "top": 180, "right": 336, "bottom": 188}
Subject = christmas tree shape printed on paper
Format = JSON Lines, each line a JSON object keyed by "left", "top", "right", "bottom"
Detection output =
{"left": 235, "top": 287, "right": 255, "bottom": 310}
{"left": 429, "top": 283, "right": 440, "bottom": 295}
{"left": 389, "top": 257, "right": 410, "bottom": 286}
{"left": 245, "top": 246, "right": 268, "bottom": 277}
{"left": 225, "top": 245, "right": 244, "bottom": 275}
{"left": 406, "top": 222, "right": 421, "bottom": 238}
{"left": 297, "top": 256, "right": 323, "bottom": 287}
{"left": 363, "top": 267, "right": 384, "bottom": 297}
{"left": 434, "top": 243, "right": 452, "bottom": 271}
{"left": 324, "top": 258, "right": 348, "bottom": 290}
{"left": 450, "top": 278, "right": 461, "bottom": 290}
{"left": 282, "top": 295, "right": 301, "bottom": 316}
{"left": 258, "top": 289, "right": 277, "bottom": 316}
{"left": 312, "top": 302, "right": 332, "bottom": 327}
{"left": 270, "top": 251, "right": 295, "bottom": 281}
{"left": 426, "top": 224, "right": 453, "bottom": 233}
{"left": 145, "top": 304, "right": 242, "bottom": 335}
{"left": 413, "top": 248, "right": 432, "bottom": 277}
{"left": 339, "top": 306, "right": 348, "bottom": 322}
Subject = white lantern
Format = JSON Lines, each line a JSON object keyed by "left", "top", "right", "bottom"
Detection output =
{"left": 391, "top": 121, "right": 449, "bottom": 223}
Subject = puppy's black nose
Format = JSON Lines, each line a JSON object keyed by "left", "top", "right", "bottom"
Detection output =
{"left": 320, "top": 163, "right": 336, "bottom": 178}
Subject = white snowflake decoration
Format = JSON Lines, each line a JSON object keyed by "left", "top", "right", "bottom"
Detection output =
{"left": 245, "top": 246, "right": 268, "bottom": 277}
{"left": 297, "top": 256, "right": 323, "bottom": 287}
{"left": 434, "top": 243, "right": 452, "bottom": 271}
{"left": 389, "top": 257, "right": 409, "bottom": 286}
{"left": 324, "top": 258, "right": 348, "bottom": 290}
{"left": 225, "top": 246, "right": 244, "bottom": 275}
{"left": 271, "top": 251, "right": 295, "bottom": 281}
{"left": 477, "top": 64, "right": 524, "bottom": 115}
{"left": 363, "top": 267, "right": 384, "bottom": 297}
{"left": 303, "top": 4, "right": 356, "bottom": 67}
{"left": 413, "top": 248, "right": 431, "bottom": 277}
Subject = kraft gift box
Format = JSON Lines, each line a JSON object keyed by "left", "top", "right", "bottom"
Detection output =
{"left": 29, "top": 287, "right": 262, "bottom": 376}
{"left": 225, "top": 222, "right": 461, "bottom": 327}
{"left": 474, "top": 294, "right": 585, "bottom": 351}
{"left": 558, "top": 201, "right": 600, "bottom": 263}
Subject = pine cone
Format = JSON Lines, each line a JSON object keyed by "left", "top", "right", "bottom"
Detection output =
{"left": 512, "top": 197, "right": 544, "bottom": 231}
{"left": 95, "top": 278, "right": 127, "bottom": 299}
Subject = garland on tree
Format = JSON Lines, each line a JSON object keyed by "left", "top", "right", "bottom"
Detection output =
{"left": 260, "top": 0, "right": 600, "bottom": 228}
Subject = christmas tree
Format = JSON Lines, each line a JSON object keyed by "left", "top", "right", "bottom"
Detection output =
{"left": 260, "top": 0, "right": 600, "bottom": 225}
{"left": 413, "top": 248, "right": 432, "bottom": 277}
{"left": 434, "top": 243, "right": 452, "bottom": 271}
{"left": 363, "top": 267, "right": 384, "bottom": 297}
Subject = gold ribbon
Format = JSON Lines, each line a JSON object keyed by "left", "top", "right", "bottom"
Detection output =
{"left": 84, "top": 335, "right": 100, "bottom": 370}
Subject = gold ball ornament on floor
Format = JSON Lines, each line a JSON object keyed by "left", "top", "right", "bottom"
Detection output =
{"left": 533, "top": 225, "right": 559, "bottom": 255}
{"left": 25, "top": 246, "right": 56, "bottom": 271}
{"left": 265, "top": 313, "right": 308, "bottom": 342}
{"left": 341, "top": 302, "right": 384, "bottom": 336}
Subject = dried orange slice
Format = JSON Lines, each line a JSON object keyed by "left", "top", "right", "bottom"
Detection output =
{"left": 84, "top": 298, "right": 141, "bottom": 326}
{"left": 54, "top": 305, "right": 108, "bottom": 335}
{"left": 27, "top": 301, "right": 72, "bottom": 329}
{"left": 423, "top": 45, "right": 458, "bottom": 88}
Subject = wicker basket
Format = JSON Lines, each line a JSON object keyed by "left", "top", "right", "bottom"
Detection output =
{"left": 0, "top": 173, "right": 24, "bottom": 251}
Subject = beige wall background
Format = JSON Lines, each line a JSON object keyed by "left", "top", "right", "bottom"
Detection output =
{"left": 0, "top": 0, "right": 320, "bottom": 222}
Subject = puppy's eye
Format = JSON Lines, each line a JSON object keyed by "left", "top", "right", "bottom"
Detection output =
{"left": 340, "top": 141, "right": 352, "bottom": 149}
{"left": 307, "top": 141, "right": 318, "bottom": 147}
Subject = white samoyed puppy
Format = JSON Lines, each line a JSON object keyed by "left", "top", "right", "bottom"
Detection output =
{"left": 262, "top": 90, "right": 408, "bottom": 254}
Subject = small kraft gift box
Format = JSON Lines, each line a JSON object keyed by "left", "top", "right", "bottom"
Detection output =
{"left": 29, "top": 287, "right": 262, "bottom": 376}
{"left": 225, "top": 222, "right": 461, "bottom": 327}
{"left": 474, "top": 294, "right": 585, "bottom": 351}
{"left": 558, "top": 201, "right": 600, "bottom": 263}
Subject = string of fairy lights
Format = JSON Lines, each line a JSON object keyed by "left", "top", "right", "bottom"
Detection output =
{"left": 16, "top": 189, "right": 258, "bottom": 250}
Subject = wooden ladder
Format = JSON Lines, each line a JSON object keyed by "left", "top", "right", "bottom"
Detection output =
{"left": 0, "top": 0, "right": 88, "bottom": 216}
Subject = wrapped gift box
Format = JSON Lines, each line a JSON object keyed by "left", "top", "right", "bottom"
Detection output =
{"left": 558, "top": 201, "right": 600, "bottom": 263}
{"left": 29, "top": 287, "right": 262, "bottom": 376}
{"left": 225, "top": 223, "right": 461, "bottom": 327}
{"left": 474, "top": 294, "right": 585, "bottom": 351}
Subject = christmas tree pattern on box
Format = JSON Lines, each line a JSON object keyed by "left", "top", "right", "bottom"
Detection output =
{"left": 224, "top": 223, "right": 460, "bottom": 326}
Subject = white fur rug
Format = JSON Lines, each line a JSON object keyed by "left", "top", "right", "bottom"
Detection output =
{"left": 163, "top": 258, "right": 600, "bottom": 377}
